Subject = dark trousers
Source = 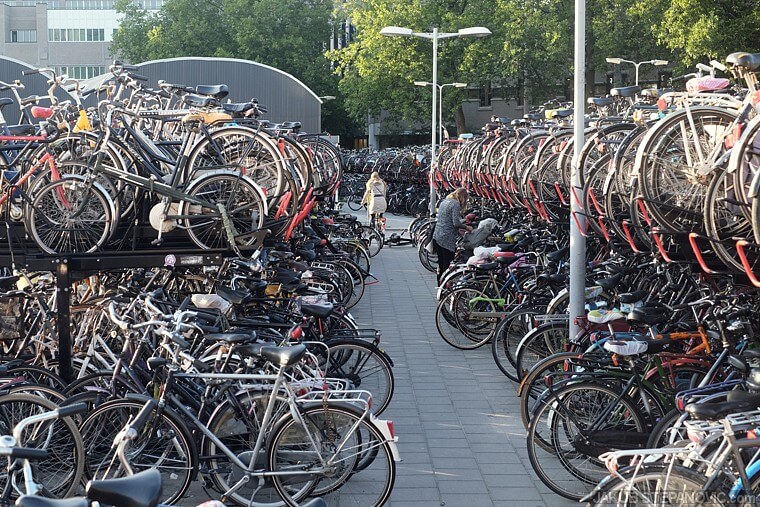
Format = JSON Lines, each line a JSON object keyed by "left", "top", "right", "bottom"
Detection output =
{"left": 434, "top": 240, "right": 456, "bottom": 284}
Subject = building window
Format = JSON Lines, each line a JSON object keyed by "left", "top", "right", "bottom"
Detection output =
{"left": 479, "top": 82, "right": 492, "bottom": 108}
{"left": 48, "top": 28, "right": 104, "bottom": 41}
{"left": 10, "top": 30, "right": 37, "bottom": 43}
{"left": 55, "top": 66, "right": 106, "bottom": 79}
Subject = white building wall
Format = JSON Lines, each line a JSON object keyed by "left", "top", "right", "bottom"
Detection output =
{"left": 47, "top": 9, "right": 120, "bottom": 41}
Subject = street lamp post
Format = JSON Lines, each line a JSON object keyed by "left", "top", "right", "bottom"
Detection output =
{"left": 415, "top": 81, "right": 467, "bottom": 144}
{"left": 381, "top": 25, "right": 490, "bottom": 215}
{"left": 605, "top": 57, "right": 669, "bottom": 86}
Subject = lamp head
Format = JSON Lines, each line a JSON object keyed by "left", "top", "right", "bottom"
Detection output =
{"left": 606, "top": 57, "right": 623, "bottom": 65}
{"left": 653, "top": 60, "right": 669, "bottom": 66}
{"left": 380, "top": 26, "right": 413, "bottom": 37}
{"left": 457, "top": 26, "right": 491, "bottom": 38}
{"left": 414, "top": 81, "right": 430, "bottom": 87}
{"left": 453, "top": 82, "right": 467, "bottom": 88}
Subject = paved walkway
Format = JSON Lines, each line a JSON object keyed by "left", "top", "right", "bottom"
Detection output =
{"left": 352, "top": 241, "right": 575, "bottom": 507}
{"left": 179, "top": 211, "right": 577, "bottom": 506}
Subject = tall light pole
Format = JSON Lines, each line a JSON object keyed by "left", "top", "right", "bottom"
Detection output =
{"left": 605, "top": 57, "right": 669, "bottom": 86}
{"left": 381, "top": 25, "right": 490, "bottom": 215}
{"left": 415, "top": 81, "right": 467, "bottom": 144}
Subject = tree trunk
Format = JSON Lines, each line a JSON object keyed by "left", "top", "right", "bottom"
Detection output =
{"left": 454, "top": 104, "right": 466, "bottom": 136}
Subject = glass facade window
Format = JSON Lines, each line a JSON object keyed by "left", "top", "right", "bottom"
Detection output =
{"left": 55, "top": 66, "right": 106, "bottom": 79}
{"left": 10, "top": 30, "right": 37, "bottom": 43}
{"left": 48, "top": 28, "right": 104, "bottom": 41}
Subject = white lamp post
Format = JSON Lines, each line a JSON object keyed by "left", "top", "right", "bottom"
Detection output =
{"left": 381, "top": 25, "right": 490, "bottom": 215}
{"left": 415, "top": 81, "right": 467, "bottom": 144}
{"left": 605, "top": 57, "right": 669, "bottom": 86}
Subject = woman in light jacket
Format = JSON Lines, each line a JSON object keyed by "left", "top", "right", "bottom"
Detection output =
{"left": 361, "top": 171, "right": 388, "bottom": 221}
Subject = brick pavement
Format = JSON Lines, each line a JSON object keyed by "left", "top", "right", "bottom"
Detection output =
{"left": 352, "top": 242, "right": 576, "bottom": 507}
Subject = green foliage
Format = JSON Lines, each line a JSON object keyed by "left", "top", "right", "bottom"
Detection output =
{"left": 639, "top": 0, "right": 760, "bottom": 64}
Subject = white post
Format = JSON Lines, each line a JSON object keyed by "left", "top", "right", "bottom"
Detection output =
{"left": 569, "top": 0, "right": 587, "bottom": 337}
{"left": 438, "top": 84, "right": 444, "bottom": 145}
{"left": 634, "top": 62, "right": 640, "bottom": 86}
{"left": 429, "top": 28, "right": 438, "bottom": 216}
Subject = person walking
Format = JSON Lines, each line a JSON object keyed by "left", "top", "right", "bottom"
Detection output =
{"left": 432, "top": 188, "right": 472, "bottom": 283}
{"left": 361, "top": 171, "right": 388, "bottom": 230}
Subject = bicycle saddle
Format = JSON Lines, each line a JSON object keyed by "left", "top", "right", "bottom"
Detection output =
{"left": 300, "top": 302, "right": 334, "bottom": 319}
{"left": 685, "top": 391, "right": 760, "bottom": 421}
{"left": 727, "top": 52, "right": 760, "bottom": 72}
{"left": 474, "top": 261, "right": 499, "bottom": 271}
{"left": 182, "top": 94, "right": 216, "bottom": 108}
{"left": 587, "top": 309, "right": 626, "bottom": 324}
{"left": 15, "top": 497, "right": 88, "bottom": 507}
{"left": 619, "top": 290, "right": 648, "bottom": 304}
{"left": 297, "top": 248, "right": 317, "bottom": 261}
{"left": 610, "top": 85, "right": 641, "bottom": 98}
{"left": 0, "top": 97, "right": 12, "bottom": 109}
{"left": 627, "top": 307, "right": 669, "bottom": 326}
{"left": 596, "top": 273, "right": 623, "bottom": 291}
{"left": 194, "top": 84, "right": 229, "bottom": 100}
{"left": 247, "top": 343, "right": 307, "bottom": 367}
{"left": 603, "top": 336, "right": 674, "bottom": 357}
{"left": 546, "top": 246, "right": 569, "bottom": 263}
{"left": 7, "top": 124, "right": 35, "bottom": 135}
{"left": 523, "top": 113, "right": 542, "bottom": 121}
{"left": 587, "top": 96, "right": 615, "bottom": 107}
{"left": 30, "top": 106, "right": 54, "bottom": 119}
{"left": 222, "top": 101, "right": 254, "bottom": 114}
{"left": 0, "top": 275, "right": 19, "bottom": 290}
{"left": 86, "top": 469, "right": 162, "bottom": 507}
{"left": 216, "top": 285, "right": 254, "bottom": 305}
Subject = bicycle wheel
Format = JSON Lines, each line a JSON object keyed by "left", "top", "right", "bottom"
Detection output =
{"left": 636, "top": 107, "right": 737, "bottom": 231}
{"left": 514, "top": 321, "right": 569, "bottom": 379}
{"left": 526, "top": 382, "right": 646, "bottom": 501}
{"left": 519, "top": 351, "right": 590, "bottom": 430}
{"left": 334, "top": 259, "right": 365, "bottom": 309}
{"left": 78, "top": 398, "right": 196, "bottom": 504}
{"left": 203, "top": 390, "right": 289, "bottom": 507}
{"left": 26, "top": 177, "right": 115, "bottom": 254}
{"left": 335, "top": 241, "right": 371, "bottom": 274}
{"left": 321, "top": 339, "right": 394, "bottom": 415}
{"left": 435, "top": 287, "right": 498, "bottom": 350}
{"left": 491, "top": 306, "right": 541, "bottom": 381}
{"left": 0, "top": 394, "right": 84, "bottom": 499}
{"left": 1, "top": 364, "right": 67, "bottom": 393}
{"left": 183, "top": 171, "right": 267, "bottom": 250}
{"left": 587, "top": 464, "right": 727, "bottom": 506}
{"left": 346, "top": 193, "right": 363, "bottom": 211}
{"left": 268, "top": 404, "right": 395, "bottom": 507}
{"left": 359, "top": 225, "right": 384, "bottom": 257}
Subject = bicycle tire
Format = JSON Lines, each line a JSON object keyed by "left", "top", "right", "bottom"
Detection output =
{"left": 514, "top": 321, "right": 569, "bottom": 379}
{"left": 0, "top": 393, "right": 85, "bottom": 500}
{"left": 26, "top": 176, "right": 115, "bottom": 255}
{"left": 586, "top": 463, "right": 727, "bottom": 506}
{"left": 321, "top": 339, "right": 395, "bottom": 415}
{"left": 78, "top": 398, "right": 196, "bottom": 504}
{"left": 526, "top": 382, "right": 646, "bottom": 501}
{"left": 491, "top": 306, "right": 541, "bottom": 382}
{"left": 268, "top": 404, "right": 395, "bottom": 507}
{"left": 435, "top": 286, "right": 498, "bottom": 350}
{"left": 203, "top": 390, "right": 290, "bottom": 507}
{"left": 182, "top": 171, "right": 267, "bottom": 250}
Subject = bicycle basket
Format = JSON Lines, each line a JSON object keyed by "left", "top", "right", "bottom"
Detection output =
{"left": 0, "top": 295, "right": 24, "bottom": 340}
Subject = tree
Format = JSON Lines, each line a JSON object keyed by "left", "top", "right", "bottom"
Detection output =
{"left": 111, "top": 0, "right": 158, "bottom": 64}
{"left": 633, "top": 0, "right": 760, "bottom": 65}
